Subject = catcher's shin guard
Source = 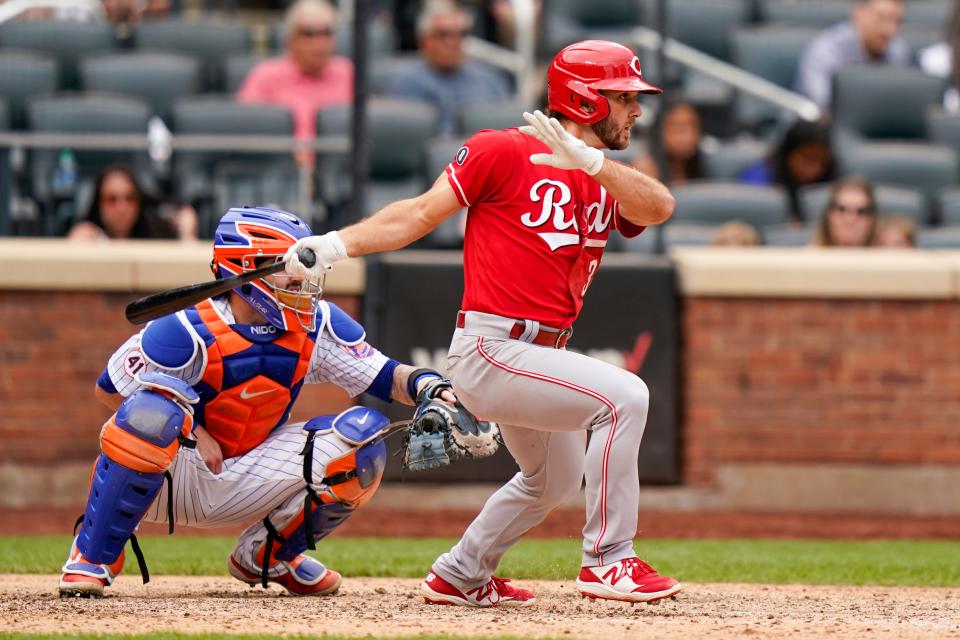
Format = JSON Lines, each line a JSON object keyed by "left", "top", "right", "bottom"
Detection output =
{"left": 72, "top": 373, "right": 197, "bottom": 573}
{"left": 253, "top": 407, "right": 388, "bottom": 588}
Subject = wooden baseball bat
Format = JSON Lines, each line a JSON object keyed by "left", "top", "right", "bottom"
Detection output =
{"left": 125, "top": 248, "right": 317, "bottom": 325}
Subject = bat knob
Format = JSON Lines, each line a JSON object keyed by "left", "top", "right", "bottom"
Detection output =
{"left": 298, "top": 247, "right": 316, "bottom": 268}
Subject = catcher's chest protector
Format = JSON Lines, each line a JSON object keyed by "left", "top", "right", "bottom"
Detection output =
{"left": 184, "top": 299, "right": 319, "bottom": 457}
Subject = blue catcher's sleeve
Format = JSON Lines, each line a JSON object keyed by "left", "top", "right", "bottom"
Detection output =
{"left": 140, "top": 314, "right": 198, "bottom": 369}
{"left": 97, "top": 367, "right": 117, "bottom": 394}
{"left": 363, "top": 358, "right": 399, "bottom": 403}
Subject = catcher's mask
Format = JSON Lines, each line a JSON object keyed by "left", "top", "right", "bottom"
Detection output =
{"left": 212, "top": 206, "right": 323, "bottom": 332}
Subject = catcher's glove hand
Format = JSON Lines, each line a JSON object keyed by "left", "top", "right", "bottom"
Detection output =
{"left": 401, "top": 377, "right": 501, "bottom": 473}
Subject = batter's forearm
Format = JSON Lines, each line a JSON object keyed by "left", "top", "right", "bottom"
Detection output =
{"left": 593, "top": 159, "right": 674, "bottom": 226}
{"left": 339, "top": 198, "right": 436, "bottom": 257}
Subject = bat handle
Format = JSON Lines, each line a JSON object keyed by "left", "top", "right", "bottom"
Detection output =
{"left": 297, "top": 247, "right": 317, "bottom": 269}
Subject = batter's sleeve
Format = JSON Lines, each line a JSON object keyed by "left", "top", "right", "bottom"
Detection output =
{"left": 444, "top": 130, "right": 516, "bottom": 207}
{"left": 613, "top": 205, "right": 647, "bottom": 238}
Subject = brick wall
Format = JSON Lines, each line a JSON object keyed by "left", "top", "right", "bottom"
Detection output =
{"left": 682, "top": 298, "right": 960, "bottom": 486}
{"left": 0, "top": 291, "right": 360, "bottom": 466}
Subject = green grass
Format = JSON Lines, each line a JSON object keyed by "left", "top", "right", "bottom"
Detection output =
{"left": 4, "top": 535, "right": 960, "bottom": 587}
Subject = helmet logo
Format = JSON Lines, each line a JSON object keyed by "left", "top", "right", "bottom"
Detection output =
{"left": 629, "top": 56, "right": 643, "bottom": 78}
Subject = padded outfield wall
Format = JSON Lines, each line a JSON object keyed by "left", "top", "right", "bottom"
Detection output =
{"left": 1, "top": 240, "right": 959, "bottom": 517}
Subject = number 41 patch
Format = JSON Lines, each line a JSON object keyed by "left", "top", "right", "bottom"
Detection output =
{"left": 124, "top": 349, "right": 147, "bottom": 377}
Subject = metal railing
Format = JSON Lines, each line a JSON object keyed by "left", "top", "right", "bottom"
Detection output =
{"left": 463, "top": 0, "right": 539, "bottom": 108}
{"left": 0, "top": 0, "right": 105, "bottom": 25}
{"left": 629, "top": 25, "right": 823, "bottom": 122}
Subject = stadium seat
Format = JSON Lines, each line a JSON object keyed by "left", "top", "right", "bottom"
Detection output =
{"left": 927, "top": 109, "right": 960, "bottom": 155}
{"left": 0, "top": 50, "right": 59, "bottom": 130}
{"left": 610, "top": 225, "right": 659, "bottom": 254}
{"left": 729, "top": 26, "right": 819, "bottom": 129}
{"left": 903, "top": 1, "right": 952, "bottom": 29}
{"left": 0, "top": 96, "right": 9, "bottom": 234}
{"left": 797, "top": 183, "right": 930, "bottom": 225}
{"left": 917, "top": 226, "right": 960, "bottom": 249}
{"left": 670, "top": 182, "right": 790, "bottom": 228}
{"left": 703, "top": 137, "right": 771, "bottom": 181}
{"left": 169, "top": 97, "right": 297, "bottom": 236}
{"left": 663, "top": 223, "right": 721, "bottom": 247}
{"left": 316, "top": 98, "right": 439, "bottom": 219}
{"left": 459, "top": 102, "right": 527, "bottom": 135}
{"left": 763, "top": 223, "right": 813, "bottom": 246}
{"left": 647, "top": 0, "right": 751, "bottom": 62}
{"left": 832, "top": 66, "right": 945, "bottom": 141}
{"left": 369, "top": 55, "right": 421, "bottom": 95}
{"left": 937, "top": 187, "right": 960, "bottom": 225}
{"left": 135, "top": 19, "right": 251, "bottom": 91}
{"left": 0, "top": 20, "right": 114, "bottom": 89}
{"left": 758, "top": 0, "right": 850, "bottom": 27}
{"left": 27, "top": 94, "right": 152, "bottom": 234}
{"left": 901, "top": 26, "right": 942, "bottom": 58}
{"left": 841, "top": 143, "right": 958, "bottom": 202}
{"left": 80, "top": 53, "right": 202, "bottom": 120}
{"left": 223, "top": 54, "right": 271, "bottom": 94}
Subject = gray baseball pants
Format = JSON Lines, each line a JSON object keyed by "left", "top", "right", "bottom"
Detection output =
{"left": 432, "top": 311, "right": 650, "bottom": 589}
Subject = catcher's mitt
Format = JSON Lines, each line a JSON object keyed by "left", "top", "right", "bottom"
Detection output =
{"left": 401, "top": 377, "right": 501, "bottom": 472}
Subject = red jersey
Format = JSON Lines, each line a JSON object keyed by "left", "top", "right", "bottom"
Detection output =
{"left": 445, "top": 128, "right": 645, "bottom": 328}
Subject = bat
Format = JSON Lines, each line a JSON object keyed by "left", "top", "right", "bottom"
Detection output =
{"left": 125, "top": 248, "right": 316, "bottom": 325}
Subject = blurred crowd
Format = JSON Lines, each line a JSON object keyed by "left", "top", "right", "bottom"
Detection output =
{"left": 1, "top": 0, "right": 958, "bottom": 250}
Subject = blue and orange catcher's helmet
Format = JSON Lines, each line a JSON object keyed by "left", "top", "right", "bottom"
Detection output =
{"left": 212, "top": 206, "right": 322, "bottom": 332}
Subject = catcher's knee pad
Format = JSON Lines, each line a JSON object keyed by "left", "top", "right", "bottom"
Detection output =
{"left": 254, "top": 407, "right": 388, "bottom": 584}
{"left": 76, "top": 372, "right": 198, "bottom": 565}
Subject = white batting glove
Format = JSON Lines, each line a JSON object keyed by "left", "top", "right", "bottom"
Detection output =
{"left": 284, "top": 231, "right": 349, "bottom": 278}
{"left": 519, "top": 110, "right": 605, "bottom": 176}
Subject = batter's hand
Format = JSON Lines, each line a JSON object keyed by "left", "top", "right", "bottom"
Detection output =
{"left": 194, "top": 426, "right": 223, "bottom": 475}
{"left": 284, "top": 231, "right": 349, "bottom": 279}
{"left": 519, "top": 110, "right": 604, "bottom": 176}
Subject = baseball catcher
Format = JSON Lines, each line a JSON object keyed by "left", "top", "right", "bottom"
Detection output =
{"left": 58, "top": 206, "right": 494, "bottom": 598}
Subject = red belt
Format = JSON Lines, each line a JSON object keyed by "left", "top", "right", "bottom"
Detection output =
{"left": 456, "top": 311, "right": 572, "bottom": 349}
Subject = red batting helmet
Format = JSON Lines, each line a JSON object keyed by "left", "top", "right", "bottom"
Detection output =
{"left": 547, "top": 40, "right": 662, "bottom": 125}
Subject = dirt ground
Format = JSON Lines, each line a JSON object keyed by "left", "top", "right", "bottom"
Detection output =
{"left": 2, "top": 575, "right": 958, "bottom": 640}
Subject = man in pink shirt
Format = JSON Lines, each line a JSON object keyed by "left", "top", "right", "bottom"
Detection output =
{"left": 238, "top": 0, "right": 353, "bottom": 161}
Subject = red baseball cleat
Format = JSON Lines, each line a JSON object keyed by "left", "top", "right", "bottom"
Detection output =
{"left": 420, "top": 569, "right": 536, "bottom": 607}
{"left": 229, "top": 554, "right": 341, "bottom": 597}
{"left": 576, "top": 557, "right": 681, "bottom": 603}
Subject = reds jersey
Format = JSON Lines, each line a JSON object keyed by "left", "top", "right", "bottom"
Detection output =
{"left": 445, "top": 128, "right": 644, "bottom": 328}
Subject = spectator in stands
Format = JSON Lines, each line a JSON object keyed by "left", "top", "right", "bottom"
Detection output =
{"left": 739, "top": 119, "right": 836, "bottom": 222}
{"left": 238, "top": 0, "right": 352, "bottom": 162}
{"left": 813, "top": 177, "right": 879, "bottom": 247}
{"left": 385, "top": 0, "right": 511, "bottom": 136}
{"left": 795, "top": 0, "right": 909, "bottom": 110}
{"left": 919, "top": 0, "right": 960, "bottom": 112}
{"left": 873, "top": 215, "right": 917, "bottom": 247}
{"left": 633, "top": 99, "right": 706, "bottom": 186}
{"left": 68, "top": 164, "right": 197, "bottom": 241}
{"left": 712, "top": 220, "right": 761, "bottom": 247}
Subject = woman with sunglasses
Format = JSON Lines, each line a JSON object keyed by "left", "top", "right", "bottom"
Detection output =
{"left": 68, "top": 164, "right": 197, "bottom": 241}
{"left": 813, "top": 176, "right": 879, "bottom": 247}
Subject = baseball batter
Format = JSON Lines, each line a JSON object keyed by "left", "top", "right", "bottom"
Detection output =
{"left": 58, "top": 206, "right": 468, "bottom": 598}
{"left": 286, "top": 40, "right": 681, "bottom": 605}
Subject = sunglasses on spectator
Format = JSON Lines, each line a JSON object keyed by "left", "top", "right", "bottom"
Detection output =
{"left": 828, "top": 203, "right": 875, "bottom": 216}
{"left": 297, "top": 26, "right": 334, "bottom": 38}
{"left": 101, "top": 193, "right": 138, "bottom": 204}
{"left": 430, "top": 28, "right": 470, "bottom": 40}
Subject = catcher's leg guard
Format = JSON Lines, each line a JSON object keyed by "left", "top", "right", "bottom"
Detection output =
{"left": 231, "top": 407, "right": 388, "bottom": 595}
{"left": 61, "top": 373, "right": 197, "bottom": 596}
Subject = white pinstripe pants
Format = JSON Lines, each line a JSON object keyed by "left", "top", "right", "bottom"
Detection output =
{"left": 142, "top": 420, "right": 354, "bottom": 577}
